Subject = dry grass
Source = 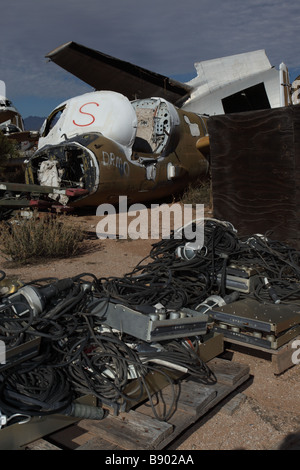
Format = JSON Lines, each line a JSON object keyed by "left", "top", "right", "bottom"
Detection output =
{"left": 180, "top": 179, "right": 211, "bottom": 207}
{"left": 0, "top": 212, "right": 85, "bottom": 263}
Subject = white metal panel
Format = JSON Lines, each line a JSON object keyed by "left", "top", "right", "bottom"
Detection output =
{"left": 188, "top": 50, "right": 271, "bottom": 92}
{"left": 38, "top": 91, "right": 138, "bottom": 157}
{"left": 182, "top": 50, "right": 286, "bottom": 115}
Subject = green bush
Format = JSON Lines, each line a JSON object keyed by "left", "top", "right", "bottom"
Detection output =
{"left": 0, "top": 213, "right": 85, "bottom": 263}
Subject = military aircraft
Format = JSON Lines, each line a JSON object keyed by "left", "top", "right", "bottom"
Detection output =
{"left": 0, "top": 81, "right": 38, "bottom": 155}
{"left": 22, "top": 43, "right": 293, "bottom": 208}
{"left": 0, "top": 80, "right": 24, "bottom": 131}
{"left": 25, "top": 89, "right": 210, "bottom": 207}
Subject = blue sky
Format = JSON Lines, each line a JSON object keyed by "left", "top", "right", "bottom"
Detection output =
{"left": 1, "top": 0, "right": 300, "bottom": 118}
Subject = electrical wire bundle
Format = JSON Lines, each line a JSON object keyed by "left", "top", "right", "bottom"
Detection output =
{"left": 97, "top": 220, "right": 300, "bottom": 308}
{"left": 230, "top": 233, "right": 300, "bottom": 305}
{"left": 0, "top": 275, "right": 93, "bottom": 420}
{"left": 1, "top": 218, "right": 300, "bottom": 424}
{"left": 0, "top": 273, "right": 213, "bottom": 423}
{"left": 97, "top": 219, "right": 240, "bottom": 309}
{"left": 0, "top": 301, "right": 34, "bottom": 349}
{"left": 65, "top": 321, "right": 214, "bottom": 404}
{"left": 139, "top": 339, "right": 214, "bottom": 381}
{"left": 0, "top": 361, "right": 73, "bottom": 417}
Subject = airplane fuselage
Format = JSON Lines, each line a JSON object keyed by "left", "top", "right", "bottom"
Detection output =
{"left": 25, "top": 91, "right": 209, "bottom": 206}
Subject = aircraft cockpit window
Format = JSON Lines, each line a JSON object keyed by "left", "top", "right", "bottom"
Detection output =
{"left": 0, "top": 100, "right": 12, "bottom": 108}
{"left": 42, "top": 106, "right": 66, "bottom": 137}
{"left": 131, "top": 98, "right": 177, "bottom": 156}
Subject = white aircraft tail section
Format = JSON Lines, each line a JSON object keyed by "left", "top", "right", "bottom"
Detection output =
{"left": 189, "top": 50, "right": 271, "bottom": 90}
{"left": 183, "top": 50, "right": 291, "bottom": 115}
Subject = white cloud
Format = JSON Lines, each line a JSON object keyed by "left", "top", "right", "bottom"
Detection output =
{"left": 1, "top": 0, "right": 300, "bottom": 115}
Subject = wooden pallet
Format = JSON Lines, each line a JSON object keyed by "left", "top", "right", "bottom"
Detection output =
{"left": 25, "top": 358, "right": 250, "bottom": 451}
{"left": 226, "top": 334, "right": 300, "bottom": 375}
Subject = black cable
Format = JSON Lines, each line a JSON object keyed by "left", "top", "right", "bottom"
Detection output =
{"left": 140, "top": 339, "right": 214, "bottom": 382}
{"left": 1, "top": 221, "right": 300, "bottom": 423}
{"left": 0, "top": 356, "right": 73, "bottom": 416}
{"left": 96, "top": 220, "right": 241, "bottom": 309}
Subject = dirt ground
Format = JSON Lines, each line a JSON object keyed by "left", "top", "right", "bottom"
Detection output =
{"left": 1, "top": 212, "right": 300, "bottom": 451}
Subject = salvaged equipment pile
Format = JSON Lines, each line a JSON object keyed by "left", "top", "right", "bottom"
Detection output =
{"left": 0, "top": 219, "right": 300, "bottom": 427}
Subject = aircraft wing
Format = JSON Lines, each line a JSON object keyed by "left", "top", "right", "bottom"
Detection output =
{"left": 46, "top": 41, "right": 192, "bottom": 105}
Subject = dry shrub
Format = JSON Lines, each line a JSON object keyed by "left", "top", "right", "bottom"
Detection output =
{"left": 0, "top": 212, "right": 85, "bottom": 263}
{"left": 180, "top": 179, "right": 211, "bottom": 207}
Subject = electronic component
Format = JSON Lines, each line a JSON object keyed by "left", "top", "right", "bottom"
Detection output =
{"left": 0, "top": 278, "right": 76, "bottom": 371}
{"left": 0, "top": 338, "right": 40, "bottom": 372}
{"left": 89, "top": 300, "right": 208, "bottom": 342}
{"left": 6, "top": 279, "right": 75, "bottom": 317}
{"left": 209, "top": 298, "right": 300, "bottom": 349}
{"left": 0, "top": 278, "right": 24, "bottom": 297}
{"left": 216, "top": 265, "right": 261, "bottom": 293}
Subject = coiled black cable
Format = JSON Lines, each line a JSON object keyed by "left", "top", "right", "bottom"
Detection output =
{"left": 97, "top": 220, "right": 300, "bottom": 308}
{"left": 0, "top": 359, "right": 73, "bottom": 417}
{"left": 1, "top": 219, "right": 300, "bottom": 422}
{"left": 97, "top": 220, "right": 241, "bottom": 308}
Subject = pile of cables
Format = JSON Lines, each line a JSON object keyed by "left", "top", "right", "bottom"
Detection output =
{"left": 230, "top": 233, "right": 300, "bottom": 304}
{"left": 1, "top": 218, "right": 300, "bottom": 423}
{"left": 0, "top": 274, "right": 93, "bottom": 419}
{"left": 97, "top": 219, "right": 240, "bottom": 309}
{"left": 0, "top": 272, "right": 213, "bottom": 422}
{"left": 97, "top": 219, "right": 300, "bottom": 308}
{"left": 0, "top": 362, "right": 73, "bottom": 418}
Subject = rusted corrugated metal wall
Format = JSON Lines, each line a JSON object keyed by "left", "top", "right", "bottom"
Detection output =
{"left": 208, "top": 104, "right": 300, "bottom": 248}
